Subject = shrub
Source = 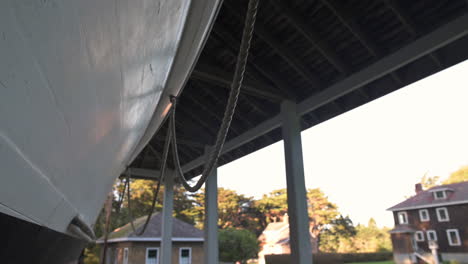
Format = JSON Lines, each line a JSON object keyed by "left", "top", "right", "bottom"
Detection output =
{"left": 219, "top": 228, "right": 260, "bottom": 264}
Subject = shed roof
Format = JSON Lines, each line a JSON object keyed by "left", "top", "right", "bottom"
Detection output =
{"left": 128, "top": 0, "right": 468, "bottom": 180}
{"left": 96, "top": 213, "right": 203, "bottom": 243}
{"left": 389, "top": 225, "right": 417, "bottom": 234}
{"left": 387, "top": 181, "right": 468, "bottom": 211}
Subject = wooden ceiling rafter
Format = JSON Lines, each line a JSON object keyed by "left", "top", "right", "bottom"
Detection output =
{"left": 223, "top": 1, "right": 323, "bottom": 89}
{"left": 384, "top": 0, "right": 444, "bottom": 68}
{"left": 211, "top": 26, "right": 297, "bottom": 101}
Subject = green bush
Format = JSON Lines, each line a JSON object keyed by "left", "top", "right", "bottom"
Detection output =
{"left": 442, "top": 261, "right": 461, "bottom": 264}
{"left": 264, "top": 253, "right": 393, "bottom": 264}
{"left": 219, "top": 228, "right": 260, "bottom": 264}
{"left": 341, "top": 252, "right": 393, "bottom": 263}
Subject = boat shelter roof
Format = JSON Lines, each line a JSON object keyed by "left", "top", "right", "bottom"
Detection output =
{"left": 129, "top": 0, "right": 468, "bottom": 179}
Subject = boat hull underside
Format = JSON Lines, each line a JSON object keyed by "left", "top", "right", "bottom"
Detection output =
{"left": 0, "top": 211, "right": 85, "bottom": 264}
{"left": 0, "top": 0, "right": 193, "bottom": 235}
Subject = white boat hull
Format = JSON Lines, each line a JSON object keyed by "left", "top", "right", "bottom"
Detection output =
{"left": 0, "top": 0, "right": 220, "bottom": 243}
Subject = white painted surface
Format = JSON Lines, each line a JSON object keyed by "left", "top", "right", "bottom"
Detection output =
{"left": 0, "top": 0, "right": 220, "bottom": 233}
{"left": 204, "top": 165, "right": 218, "bottom": 264}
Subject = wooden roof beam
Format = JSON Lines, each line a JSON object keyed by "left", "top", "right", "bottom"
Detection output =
{"left": 384, "top": 0, "right": 444, "bottom": 68}
{"left": 181, "top": 12, "right": 468, "bottom": 173}
{"left": 269, "top": 0, "right": 349, "bottom": 75}
{"left": 320, "top": 0, "right": 380, "bottom": 57}
{"left": 223, "top": 1, "right": 322, "bottom": 88}
{"left": 184, "top": 88, "right": 238, "bottom": 132}
{"left": 153, "top": 137, "right": 205, "bottom": 149}
{"left": 212, "top": 26, "right": 297, "bottom": 100}
{"left": 190, "top": 81, "right": 268, "bottom": 130}
{"left": 192, "top": 64, "right": 284, "bottom": 102}
{"left": 192, "top": 82, "right": 266, "bottom": 151}
{"left": 320, "top": 0, "right": 403, "bottom": 85}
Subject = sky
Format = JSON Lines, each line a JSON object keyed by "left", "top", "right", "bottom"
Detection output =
{"left": 216, "top": 59, "right": 468, "bottom": 228}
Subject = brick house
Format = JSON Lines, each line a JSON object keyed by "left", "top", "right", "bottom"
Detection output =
{"left": 96, "top": 213, "right": 203, "bottom": 264}
{"left": 387, "top": 181, "right": 468, "bottom": 264}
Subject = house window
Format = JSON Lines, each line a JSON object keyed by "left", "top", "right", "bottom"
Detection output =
{"left": 179, "top": 248, "right": 192, "bottom": 264}
{"left": 419, "top": 209, "right": 430, "bottom": 222}
{"left": 436, "top": 207, "right": 449, "bottom": 222}
{"left": 398, "top": 212, "right": 408, "bottom": 224}
{"left": 433, "top": 190, "right": 446, "bottom": 200}
{"left": 415, "top": 231, "right": 425, "bottom": 242}
{"left": 123, "top": 248, "right": 129, "bottom": 264}
{"left": 427, "top": 230, "right": 437, "bottom": 241}
{"left": 447, "top": 229, "right": 461, "bottom": 246}
{"left": 146, "top": 248, "right": 159, "bottom": 264}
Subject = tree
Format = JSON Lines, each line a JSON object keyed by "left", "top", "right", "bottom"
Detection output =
{"left": 320, "top": 218, "right": 392, "bottom": 253}
{"left": 219, "top": 228, "right": 259, "bottom": 264}
{"left": 190, "top": 188, "right": 260, "bottom": 233}
{"left": 255, "top": 188, "right": 339, "bottom": 253}
{"left": 351, "top": 219, "right": 392, "bottom": 253}
{"left": 84, "top": 178, "right": 198, "bottom": 263}
{"left": 319, "top": 215, "right": 356, "bottom": 252}
{"left": 443, "top": 165, "right": 468, "bottom": 184}
{"left": 420, "top": 174, "right": 441, "bottom": 189}
{"left": 307, "top": 188, "right": 339, "bottom": 252}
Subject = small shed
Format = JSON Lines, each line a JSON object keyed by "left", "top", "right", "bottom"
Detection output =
{"left": 96, "top": 213, "right": 204, "bottom": 264}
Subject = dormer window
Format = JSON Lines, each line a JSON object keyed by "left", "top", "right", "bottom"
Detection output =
{"left": 433, "top": 190, "right": 446, "bottom": 200}
{"left": 398, "top": 211, "right": 408, "bottom": 224}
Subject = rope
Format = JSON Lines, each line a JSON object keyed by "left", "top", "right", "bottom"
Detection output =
{"left": 170, "top": 0, "right": 259, "bottom": 192}
{"left": 126, "top": 121, "right": 172, "bottom": 236}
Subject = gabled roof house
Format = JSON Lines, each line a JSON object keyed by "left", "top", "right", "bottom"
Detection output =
{"left": 387, "top": 181, "right": 468, "bottom": 264}
{"left": 96, "top": 213, "right": 203, "bottom": 264}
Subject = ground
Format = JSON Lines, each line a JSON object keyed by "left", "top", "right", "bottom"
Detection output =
{"left": 346, "top": 261, "right": 394, "bottom": 264}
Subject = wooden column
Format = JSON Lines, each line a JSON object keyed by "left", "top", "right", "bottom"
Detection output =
{"left": 281, "top": 100, "right": 313, "bottom": 264}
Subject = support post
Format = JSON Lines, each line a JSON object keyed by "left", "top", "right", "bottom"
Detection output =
{"left": 204, "top": 146, "right": 219, "bottom": 264}
{"left": 160, "top": 170, "right": 174, "bottom": 264}
{"left": 280, "top": 100, "right": 313, "bottom": 264}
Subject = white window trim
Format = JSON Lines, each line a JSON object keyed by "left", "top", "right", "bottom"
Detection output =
{"left": 436, "top": 207, "right": 449, "bottom": 222}
{"left": 415, "top": 231, "right": 425, "bottom": 242}
{"left": 419, "top": 209, "right": 430, "bottom": 222}
{"left": 433, "top": 190, "right": 447, "bottom": 200}
{"left": 447, "top": 229, "right": 461, "bottom": 246}
{"left": 427, "top": 230, "right": 438, "bottom": 241}
{"left": 179, "top": 247, "right": 192, "bottom": 264}
{"left": 123, "top": 248, "right": 129, "bottom": 264}
{"left": 398, "top": 211, "right": 408, "bottom": 224}
{"left": 146, "top": 247, "right": 160, "bottom": 264}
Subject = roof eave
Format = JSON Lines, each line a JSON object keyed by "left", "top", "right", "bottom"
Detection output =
{"left": 387, "top": 199, "right": 468, "bottom": 211}
{"left": 96, "top": 237, "right": 204, "bottom": 244}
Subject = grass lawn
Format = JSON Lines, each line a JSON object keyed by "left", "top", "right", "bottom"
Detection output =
{"left": 346, "top": 261, "right": 394, "bottom": 264}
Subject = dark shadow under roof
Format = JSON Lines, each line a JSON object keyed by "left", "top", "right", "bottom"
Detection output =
{"left": 129, "top": 0, "right": 468, "bottom": 179}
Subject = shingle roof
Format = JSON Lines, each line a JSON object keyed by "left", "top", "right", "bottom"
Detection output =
{"left": 389, "top": 225, "right": 417, "bottom": 234}
{"left": 387, "top": 181, "right": 468, "bottom": 211}
{"left": 97, "top": 213, "right": 203, "bottom": 243}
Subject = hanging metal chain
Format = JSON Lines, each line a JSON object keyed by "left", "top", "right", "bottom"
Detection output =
{"left": 171, "top": 0, "right": 260, "bottom": 192}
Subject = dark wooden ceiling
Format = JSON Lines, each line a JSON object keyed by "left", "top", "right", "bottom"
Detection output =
{"left": 130, "top": 0, "right": 468, "bottom": 178}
